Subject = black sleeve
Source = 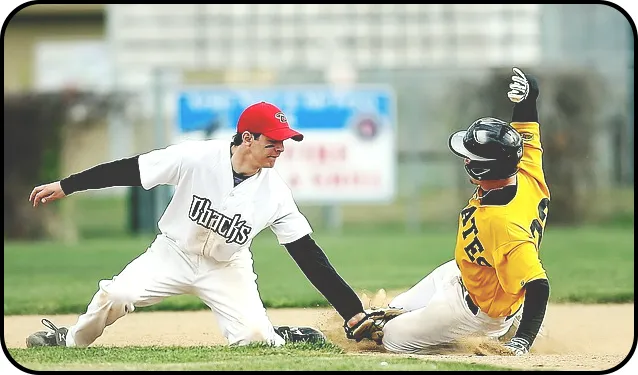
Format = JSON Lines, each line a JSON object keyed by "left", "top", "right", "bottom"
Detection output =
{"left": 284, "top": 235, "right": 364, "bottom": 322}
{"left": 514, "top": 278, "right": 550, "bottom": 346}
{"left": 511, "top": 74, "right": 540, "bottom": 123}
{"left": 59, "top": 156, "right": 142, "bottom": 195}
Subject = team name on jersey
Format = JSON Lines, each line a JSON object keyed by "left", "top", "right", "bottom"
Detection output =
{"left": 188, "top": 195, "right": 252, "bottom": 245}
{"left": 460, "top": 206, "right": 493, "bottom": 267}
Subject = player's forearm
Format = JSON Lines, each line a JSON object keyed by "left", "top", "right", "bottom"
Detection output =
{"left": 284, "top": 235, "right": 365, "bottom": 321}
{"left": 514, "top": 278, "right": 550, "bottom": 347}
{"left": 60, "top": 156, "right": 143, "bottom": 195}
{"left": 511, "top": 75, "right": 539, "bottom": 123}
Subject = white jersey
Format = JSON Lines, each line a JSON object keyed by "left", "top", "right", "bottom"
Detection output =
{"left": 137, "top": 139, "right": 313, "bottom": 261}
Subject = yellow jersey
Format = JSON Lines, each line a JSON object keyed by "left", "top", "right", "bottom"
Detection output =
{"left": 454, "top": 121, "right": 550, "bottom": 318}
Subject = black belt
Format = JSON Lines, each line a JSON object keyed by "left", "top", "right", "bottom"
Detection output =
{"left": 465, "top": 293, "right": 480, "bottom": 315}
{"left": 461, "top": 281, "right": 520, "bottom": 321}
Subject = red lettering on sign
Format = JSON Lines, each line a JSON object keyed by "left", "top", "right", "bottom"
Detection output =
{"left": 312, "top": 172, "right": 381, "bottom": 187}
{"left": 288, "top": 174, "right": 300, "bottom": 188}
{"left": 284, "top": 144, "right": 347, "bottom": 164}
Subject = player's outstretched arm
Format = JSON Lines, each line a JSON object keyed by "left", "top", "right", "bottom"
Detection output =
{"left": 284, "top": 235, "right": 403, "bottom": 343}
{"left": 29, "top": 156, "right": 142, "bottom": 207}
{"left": 507, "top": 68, "right": 547, "bottom": 184}
{"left": 284, "top": 235, "right": 368, "bottom": 326}
{"left": 508, "top": 67, "right": 540, "bottom": 123}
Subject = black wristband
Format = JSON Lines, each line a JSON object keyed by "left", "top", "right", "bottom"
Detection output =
{"left": 512, "top": 101, "right": 539, "bottom": 123}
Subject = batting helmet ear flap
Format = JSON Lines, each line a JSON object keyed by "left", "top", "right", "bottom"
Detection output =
{"left": 465, "top": 157, "right": 520, "bottom": 181}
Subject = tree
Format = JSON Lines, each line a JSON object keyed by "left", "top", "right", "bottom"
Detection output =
{"left": 445, "top": 67, "right": 606, "bottom": 224}
{"left": 4, "top": 89, "right": 127, "bottom": 240}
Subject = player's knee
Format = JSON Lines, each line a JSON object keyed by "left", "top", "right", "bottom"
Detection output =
{"left": 381, "top": 319, "right": 414, "bottom": 354}
{"left": 98, "top": 280, "right": 136, "bottom": 308}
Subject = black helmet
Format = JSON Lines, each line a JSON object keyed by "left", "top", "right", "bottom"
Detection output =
{"left": 448, "top": 117, "right": 523, "bottom": 181}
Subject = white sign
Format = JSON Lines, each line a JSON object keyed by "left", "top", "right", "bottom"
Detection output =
{"left": 175, "top": 86, "right": 397, "bottom": 204}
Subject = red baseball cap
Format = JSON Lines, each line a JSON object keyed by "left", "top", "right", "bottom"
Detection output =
{"left": 237, "top": 102, "right": 304, "bottom": 142}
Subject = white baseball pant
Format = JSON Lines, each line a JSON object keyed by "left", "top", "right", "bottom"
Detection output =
{"left": 381, "top": 259, "right": 518, "bottom": 354}
{"left": 64, "top": 235, "right": 285, "bottom": 347}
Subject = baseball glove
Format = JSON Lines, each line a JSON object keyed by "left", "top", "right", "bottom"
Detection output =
{"left": 344, "top": 307, "right": 405, "bottom": 345}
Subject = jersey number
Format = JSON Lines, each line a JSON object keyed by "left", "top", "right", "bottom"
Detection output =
{"left": 530, "top": 198, "right": 550, "bottom": 248}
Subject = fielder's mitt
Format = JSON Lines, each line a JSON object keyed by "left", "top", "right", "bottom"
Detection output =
{"left": 344, "top": 307, "right": 405, "bottom": 345}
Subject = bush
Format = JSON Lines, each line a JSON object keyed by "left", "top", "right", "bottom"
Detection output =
{"left": 4, "top": 89, "right": 126, "bottom": 240}
{"left": 446, "top": 67, "right": 613, "bottom": 225}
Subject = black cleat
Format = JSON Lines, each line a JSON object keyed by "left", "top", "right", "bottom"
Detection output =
{"left": 26, "top": 319, "right": 68, "bottom": 348}
{"left": 274, "top": 326, "right": 326, "bottom": 344}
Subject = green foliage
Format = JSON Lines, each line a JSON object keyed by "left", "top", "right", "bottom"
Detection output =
{"left": 4, "top": 93, "right": 67, "bottom": 240}
{"left": 8, "top": 345, "right": 510, "bottom": 371}
{"left": 3, "top": 226, "right": 633, "bottom": 315}
{"left": 3, "top": 91, "right": 127, "bottom": 240}
{"left": 448, "top": 67, "right": 626, "bottom": 225}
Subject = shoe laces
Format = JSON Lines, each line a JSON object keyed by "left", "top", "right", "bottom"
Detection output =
{"left": 42, "top": 318, "right": 68, "bottom": 344}
{"left": 276, "top": 326, "right": 302, "bottom": 340}
{"left": 41, "top": 318, "right": 61, "bottom": 333}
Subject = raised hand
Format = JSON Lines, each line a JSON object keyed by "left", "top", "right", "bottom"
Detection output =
{"left": 507, "top": 67, "right": 530, "bottom": 103}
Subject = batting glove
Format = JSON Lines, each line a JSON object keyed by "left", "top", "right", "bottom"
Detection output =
{"left": 507, "top": 67, "right": 530, "bottom": 103}
{"left": 502, "top": 337, "right": 531, "bottom": 356}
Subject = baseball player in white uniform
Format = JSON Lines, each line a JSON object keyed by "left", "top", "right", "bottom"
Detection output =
{"left": 26, "top": 101, "right": 380, "bottom": 348}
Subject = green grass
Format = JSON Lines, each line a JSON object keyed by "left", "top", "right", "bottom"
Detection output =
{"left": 539, "top": 226, "right": 634, "bottom": 303}
{"left": 3, "top": 226, "right": 633, "bottom": 315}
{"left": 67, "top": 192, "right": 130, "bottom": 238}
{"left": 7, "top": 343, "right": 511, "bottom": 371}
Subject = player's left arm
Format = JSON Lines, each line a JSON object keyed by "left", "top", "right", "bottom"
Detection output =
{"left": 507, "top": 68, "right": 551, "bottom": 197}
{"left": 508, "top": 69, "right": 545, "bottom": 168}
{"left": 494, "top": 240, "right": 550, "bottom": 355}
{"left": 271, "top": 189, "right": 366, "bottom": 326}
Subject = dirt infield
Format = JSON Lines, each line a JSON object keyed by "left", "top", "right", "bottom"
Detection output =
{"left": 3, "top": 303, "right": 634, "bottom": 371}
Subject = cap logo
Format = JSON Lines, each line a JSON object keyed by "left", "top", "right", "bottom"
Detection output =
{"left": 274, "top": 112, "right": 287, "bottom": 123}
